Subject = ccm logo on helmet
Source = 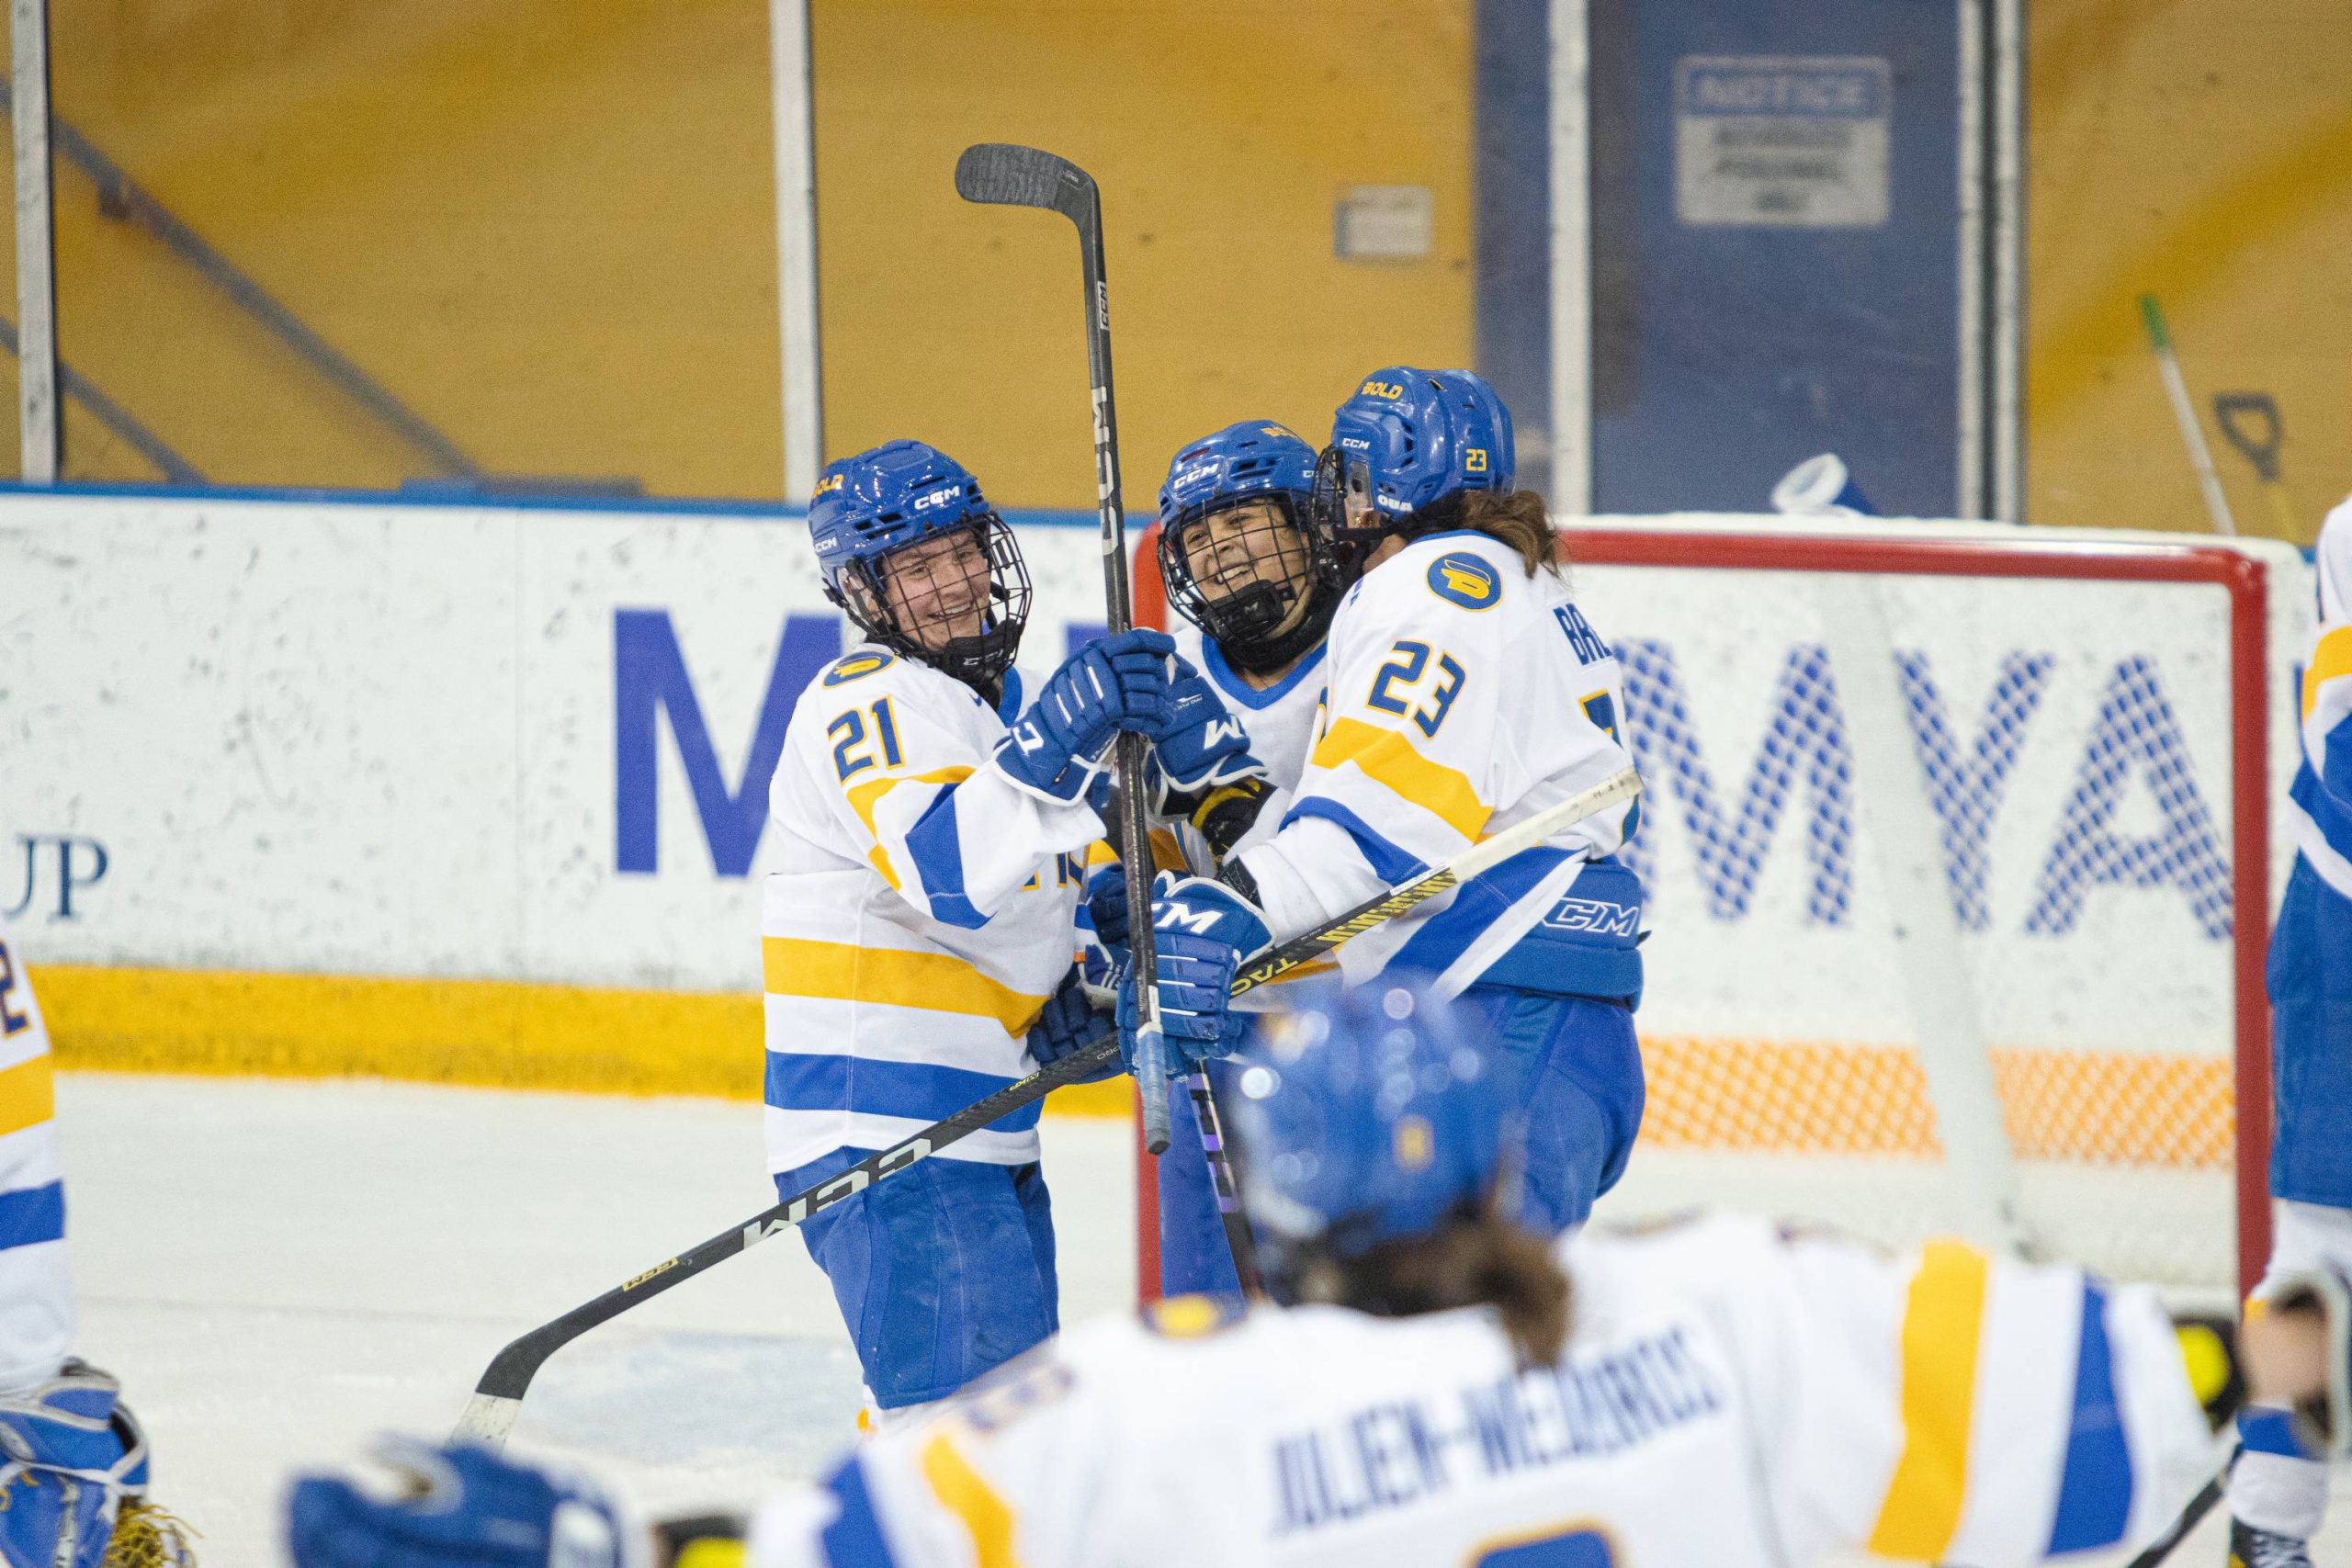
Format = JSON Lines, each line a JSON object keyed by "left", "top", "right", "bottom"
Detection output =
{"left": 1360, "top": 379, "right": 1406, "bottom": 400}
{"left": 1426, "top": 552, "right": 1502, "bottom": 609}
{"left": 911, "top": 486, "right": 963, "bottom": 513}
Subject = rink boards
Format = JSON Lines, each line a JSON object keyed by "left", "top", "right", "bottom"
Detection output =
{"left": 0, "top": 491, "right": 2314, "bottom": 1278}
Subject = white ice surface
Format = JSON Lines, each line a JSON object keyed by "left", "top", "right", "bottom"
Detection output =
{"left": 56, "top": 1073, "right": 1134, "bottom": 1564}
{"left": 56, "top": 1072, "right": 2351, "bottom": 1567}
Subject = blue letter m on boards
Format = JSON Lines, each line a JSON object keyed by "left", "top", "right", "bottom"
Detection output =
{"left": 615, "top": 610, "right": 840, "bottom": 876}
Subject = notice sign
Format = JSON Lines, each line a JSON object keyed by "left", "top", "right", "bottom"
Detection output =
{"left": 1675, "top": 56, "right": 1891, "bottom": 228}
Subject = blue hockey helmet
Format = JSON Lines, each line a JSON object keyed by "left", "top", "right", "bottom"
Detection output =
{"left": 808, "top": 440, "right": 1031, "bottom": 690}
{"left": 1315, "top": 367, "right": 1516, "bottom": 564}
{"left": 1229, "top": 975, "right": 1526, "bottom": 1292}
{"left": 1154, "top": 421, "right": 1343, "bottom": 674}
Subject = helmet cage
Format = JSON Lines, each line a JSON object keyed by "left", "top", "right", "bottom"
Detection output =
{"left": 825, "top": 513, "right": 1031, "bottom": 690}
{"left": 1158, "top": 492, "right": 1343, "bottom": 674}
{"left": 1309, "top": 444, "right": 1413, "bottom": 577}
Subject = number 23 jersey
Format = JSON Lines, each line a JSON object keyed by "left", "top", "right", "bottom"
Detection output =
{"left": 1233, "top": 530, "right": 1644, "bottom": 998}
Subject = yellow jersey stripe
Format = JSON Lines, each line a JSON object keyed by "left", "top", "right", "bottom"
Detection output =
{"left": 921, "top": 1433, "right": 1022, "bottom": 1568}
{"left": 1311, "top": 716, "right": 1490, "bottom": 842}
{"left": 844, "top": 767, "right": 976, "bottom": 891}
{"left": 0, "top": 1055, "right": 54, "bottom": 1138}
{"left": 2304, "top": 626, "right": 2352, "bottom": 720}
{"left": 1868, "top": 1240, "right": 1990, "bottom": 1559}
{"left": 762, "top": 938, "right": 1045, "bottom": 1036}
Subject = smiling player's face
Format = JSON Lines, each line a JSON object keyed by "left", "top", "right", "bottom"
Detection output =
{"left": 1182, "top": 499, "right": 1315, "bottom": 637}
{"left": 879, "top": 528, "right": 993, "bottom": 651}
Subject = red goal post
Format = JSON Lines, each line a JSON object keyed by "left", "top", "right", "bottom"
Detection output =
{"left": 1129, "top": 518, "right": 2299, "bottom": 1302}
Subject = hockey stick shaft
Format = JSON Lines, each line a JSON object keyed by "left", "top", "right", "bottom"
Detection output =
{"left": 2139, "top": 295, "right": 2237, "bottom": 536}
{"left": 2121, "top": 1464, "right": 2225, "bottom": 1568}
{"left": 956, "top": 141, "right": 1171, "bottom": 1156}
{"left": 1185, "top": 1066, "right": 1266, "bottom": 1293}
{"left": 1228, "top": 767, "right": 1644, "bottom": 998}
{"left": 451, "top": 764, "right": 1643, "bottom": 1447}
{"left": 451, "top": 1037, "right": 1122, "bottom": 1447}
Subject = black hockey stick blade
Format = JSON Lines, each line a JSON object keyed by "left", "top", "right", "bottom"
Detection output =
{"left": 954, "top": 143, "right": 1094, "bottom": 223}
{"left": 449, "top": 1037, "right": 1121, "bottom": 1450}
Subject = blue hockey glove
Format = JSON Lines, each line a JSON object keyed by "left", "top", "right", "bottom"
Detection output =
{"left": 286, "top": 1438, "right": 642, "bottom": 1568}
{"left": 1118, "top": 873, "right": 1270, "bottom": 1077}
{"left": 1027, "top": 965, "right": 1118, "bottom": 1083}
{"left": 0, "top": 1362, "right": 171, "bottom": 1568}
{"left": 1085, "top": 863, "right": 1131, "bottom": 950}
{"left": 1148, "top": 655, "right": 1266, "bottom": 795}
{"left": 993, "top": 629, "right": 1178, "bottom": 804}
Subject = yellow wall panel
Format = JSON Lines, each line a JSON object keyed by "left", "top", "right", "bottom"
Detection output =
{"left": 2028, "top": 0, "right": 2352, "bottom": 540}
{"left": 12, "top": 0, "right": 1471, "bottom": 506}
{"left": 35, "top": 0, "right": 786, "bottom": 493}
{"left": 808, "top": 0, "right": 1474, "bottom": 508}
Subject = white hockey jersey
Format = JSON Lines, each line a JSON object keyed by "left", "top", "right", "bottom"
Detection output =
{"left": 1233, "top": 531, "right": 1642, "bottom": 998}
{"left": 0, "top": 918, "right": 71, "bottom": 1393}
{"left": 747, "top": 1213, "right": 2219, "bottom": 1568}
{"left": 1167, "top": 621, "right": 1328, "bottom": 868}
{"left": 762, "top": 649, "right": 1102, "bottom": 1171}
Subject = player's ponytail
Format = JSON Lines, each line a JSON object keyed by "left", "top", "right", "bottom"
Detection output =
{"left": 1295, "top": 1205, "right": 1573, "bottom": 1367}
{"left": 1405, "top": 490, "right": 1565, "bottom": 579}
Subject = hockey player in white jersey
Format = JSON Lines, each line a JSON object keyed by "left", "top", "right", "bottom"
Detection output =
{"left": 763, "top": 439, "right": 1255, "bottom": 1428}
{"left": 1122, "top": 367, "right": 1646, "bottom": 1235}
{"left": 2226, "top": 495, "right": 2352, "bottom": 1568}
{"left": 285, "top": 975, "right": 2352, "bottom": 1568}
{"left": 0, "top": 917, "right": 187, "bottom": 1566}
{"left": 1118, "top": 420, "right": 1346, "bottom": 1297}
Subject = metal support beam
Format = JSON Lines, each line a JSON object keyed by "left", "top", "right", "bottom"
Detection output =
{"left": 11, "top": 0, "right": 59, "bottom": 483}
{"left": 770, "top": 0, "right": 824, "bottom": 502}
{"left": 1546, "top": 0, "right": 1590, "bottom": 515}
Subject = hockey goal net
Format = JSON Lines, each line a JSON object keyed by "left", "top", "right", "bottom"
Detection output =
{"left": 1134, "top": 517, "right": 2306, "bottom": 1301}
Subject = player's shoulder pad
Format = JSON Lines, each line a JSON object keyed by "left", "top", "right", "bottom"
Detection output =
{"left": 820, "top": 648, "right": 900, "bottom": 687}
{"left": 1137, "top": 1291, "right": 1250, "bottom": 1340}
{"left": 1421, "top": 547, "right": 1506, "bottom": 612}
{"left": 1571, "top": 1207, "right": 1785, "bottom": 1283}
{"left": 1351, "top": 535, "right": 1516, "bottom": 626}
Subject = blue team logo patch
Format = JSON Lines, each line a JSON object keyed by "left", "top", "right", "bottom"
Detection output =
{"left": 1426, "top": 551, "right": 1501, "bottom": 610}
{"left": 821, "top": 650, "right": 896, "bottom": 686}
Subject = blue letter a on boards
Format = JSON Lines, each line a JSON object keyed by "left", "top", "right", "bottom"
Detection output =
{"left": 615, "top": 610, "right": 840, "bottom": 876}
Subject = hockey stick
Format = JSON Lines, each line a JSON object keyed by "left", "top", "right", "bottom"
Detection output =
{"left": 449, "top": 765, "right": 1643, "bottom": 1449}
{"left": 954, "top": 142, "right": 1173, "bottom": 1157}
{"left": 2120, "top": 1462, "right": 2227, "bottom": 1568}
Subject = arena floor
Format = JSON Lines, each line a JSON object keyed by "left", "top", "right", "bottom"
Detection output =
{"left": 57, "top": 1074, "right": 2346, "bottom": 1565}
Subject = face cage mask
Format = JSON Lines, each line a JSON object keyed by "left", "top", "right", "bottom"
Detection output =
{"left": 832, "top": 515, "right": 1031, "bottom": 693}
{"left": 1309, "top": 446, "right": 1413, "bottom": 579}
{"left": 1159, "top": 494, "right": 1342, "bottom": 675}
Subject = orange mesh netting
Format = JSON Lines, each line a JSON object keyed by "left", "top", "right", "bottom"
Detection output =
{"left": 1635, "top": 1036, "right": 2233, "bottom": 1168}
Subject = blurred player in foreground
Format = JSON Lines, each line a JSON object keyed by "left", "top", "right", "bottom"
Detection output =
{"left": 0, "top": 917, "right": 188, "bottom": 1566}
{"left": 1123, "top": 367, "right": 1647, "bottom": 1234}
{"left": 2228, "top": 494, "right": 2352, "bottom": 1568}
{"left": 1112, "top": 420, "right": 1345, "bottom": 1296}
{"left": 286, "top": 975, "right": 2352, "bottom": 1568}
{"left": 760, "top": 440, "right": 1256, "bottom": 1430}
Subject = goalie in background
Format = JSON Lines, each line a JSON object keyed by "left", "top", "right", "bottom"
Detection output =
{"left": 0, "top": 916, "right": 190, "bottom": 1566}
{"left": 283, "top": 974, "right": 2352, "bottom": 1568}
{"left": 2229, "top": 493, "right": 2352, "bottom": 1568}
